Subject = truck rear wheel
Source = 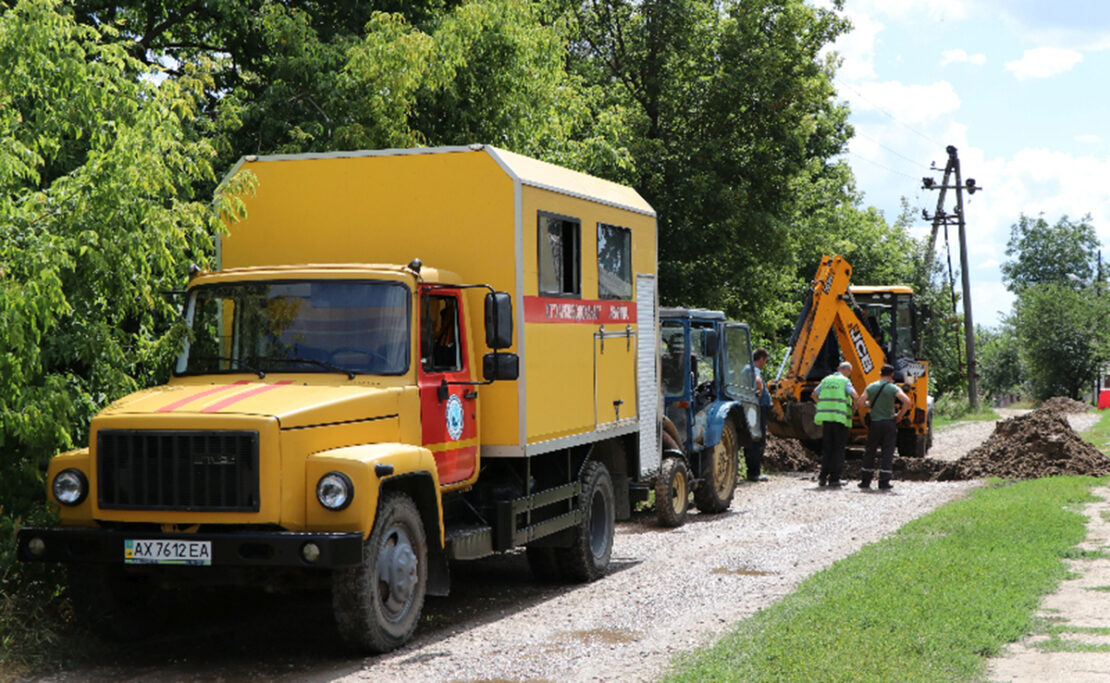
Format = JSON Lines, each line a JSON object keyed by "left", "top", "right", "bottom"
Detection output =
{"left": 693, "top": 420, "right": 738, "bottom": 513}
{"left": 555, "top": 460, "right": 614, "bottom": 582}
{"left": 333, "top": 492, "right": 427, "bottom": 653}
{"left": 655, "top": 456, "right": 689, "bottom": 528}
{"left": 67, "top": 565, "right": 168, "bottom": 641}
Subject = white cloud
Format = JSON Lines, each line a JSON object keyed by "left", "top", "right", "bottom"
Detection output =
{"left": 845, "top": 81, "right": 960, "bottom": 126}
{"left": 1004, "top": 47, "right": 1083, "bottom": 80}
{"left": 940, "top": 49, "right": 987, "bottom": 67}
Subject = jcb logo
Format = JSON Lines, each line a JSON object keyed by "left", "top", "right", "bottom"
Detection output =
{"left": 848, "top": 324, "right": 873, "bottom": 373}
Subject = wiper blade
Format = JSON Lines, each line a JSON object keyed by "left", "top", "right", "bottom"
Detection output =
{"left": 283, "top": 357, "right": 357, "bottom": 380}
{"left": 190, "top": 356, "right": 266, "bottom": 378}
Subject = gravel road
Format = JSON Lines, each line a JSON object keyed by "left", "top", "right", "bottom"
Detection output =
{"left": 34, "top": 413, "right": 1100, "bottom": 683}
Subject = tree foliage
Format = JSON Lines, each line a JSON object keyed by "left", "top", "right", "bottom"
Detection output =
{"left": 0, "top": 0, "right": 245, "bottom": 521}
{"left": 567, "top": 0, "right": 860, "bottom": 335}
{"left": 976, "top": 322, "right": 1024, "bottom": 400}
{"left": 1012, "top": 283, "right": 1110, "bottom": 401}
{"left": 1001, "top": 213, "right": 1100, "bottom": 294}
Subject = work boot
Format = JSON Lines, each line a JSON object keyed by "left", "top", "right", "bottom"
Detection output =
{"left": 878, "top": 472, "right": 893, "bottom": 491}
{"left": 858, "top": 469, "right": 873, "bottom": 489}
{"left": 818, "top": 474, "right": 827, "bottom": 487}
{"left": 827, "top": 479, "right": 843, "bottom": 487}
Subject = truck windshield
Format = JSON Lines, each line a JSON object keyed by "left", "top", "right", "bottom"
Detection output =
{"left": 175, "top": 280, "right": 411, "bottom": 376}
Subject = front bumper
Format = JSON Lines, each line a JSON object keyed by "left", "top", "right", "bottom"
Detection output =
{"left": 17, "top": 526, "right": 364, "bottom": 569}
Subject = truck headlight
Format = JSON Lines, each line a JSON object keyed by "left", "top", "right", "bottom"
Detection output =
{"left": 52, "top": 469, "right": 88, "bottom": 506}
{"left": 316, "top": 472, "right": 353, "bottom": 511}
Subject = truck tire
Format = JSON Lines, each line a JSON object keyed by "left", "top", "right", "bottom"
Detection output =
{"left": 556, "top": 460, "right": 615, "bottom": 583}
{"left": 67, "top": 565, "right": 168, "bottom": 642}
{"left": 693, "top": 420, "right": 739, "bottom": 513}
{"left": 333, "top": 492, "right": 427, "bottom": 653}
{"left": 655, "top": 456, "right": 689, "bottom": 528}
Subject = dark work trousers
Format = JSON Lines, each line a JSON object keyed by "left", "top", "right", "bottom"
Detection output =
{"left": 861, "top": 418, "right": 898, "bottom": 484}
{"left": 744, "top": 404, "right": 770, "bottom": 480}
{"left": 819, "top": 421, "right": 849, "bottom": 482}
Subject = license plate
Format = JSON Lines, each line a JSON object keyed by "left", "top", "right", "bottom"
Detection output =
{"left": 125, "top": 539, "right": 212, "bottom": 566}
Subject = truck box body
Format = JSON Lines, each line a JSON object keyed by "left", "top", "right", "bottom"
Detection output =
{"left": 220, "top": 145, "right": 660, "bottom": 471}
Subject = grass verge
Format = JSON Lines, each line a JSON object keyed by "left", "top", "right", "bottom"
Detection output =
{"left": 666, "top": 476, "right": 1101, "bottom": 682}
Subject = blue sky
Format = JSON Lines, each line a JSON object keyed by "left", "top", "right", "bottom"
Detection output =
{"left": 820, "top": 0, "right": 1110, "bottom": 327}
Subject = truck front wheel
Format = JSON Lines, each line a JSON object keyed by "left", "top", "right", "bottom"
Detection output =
{"left": 556, "top": 460, "right": 615, "bottom": 582}
{"left": 333, "top": 492, "right": 427, "bottom": 653}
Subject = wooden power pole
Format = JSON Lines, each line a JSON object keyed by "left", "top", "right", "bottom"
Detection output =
{"left": 922, "top": 145, "right": 982, "bottom": 409}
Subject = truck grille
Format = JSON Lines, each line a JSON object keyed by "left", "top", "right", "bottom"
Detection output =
{"left": 97, "top": 430, "right": 260, "bottom": 512}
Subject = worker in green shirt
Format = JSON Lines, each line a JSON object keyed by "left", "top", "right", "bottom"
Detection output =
{"left": 855, "top": 364, "right": 912, "bottom": 491}
{"left": 812, "top": 361, "right": 859, "bottom": 487}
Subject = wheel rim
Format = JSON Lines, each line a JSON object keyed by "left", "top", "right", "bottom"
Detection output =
{"left": 588, "top": 486, "right": 612, "bottom": 559}
{"left": 375, "top": 525, "right": 419, "bottom": 622}
{"left": 711, "top": 426, "right": 737, "bottom": 498}
{"left": 669, "top": 467, "right": 687, "bottom": 515}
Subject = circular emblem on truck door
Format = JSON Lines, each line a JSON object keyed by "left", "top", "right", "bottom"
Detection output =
{"left": 446, "top": 394, "right": 465, "bottom": 441}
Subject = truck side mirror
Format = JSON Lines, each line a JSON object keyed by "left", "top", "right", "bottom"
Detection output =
{"left": 485, "top": 291, "right": 513, "bottom": 350}
{"left": 702, "top": 329, "right": 718, "bottom": 358}
{"left": 483, "top": 352, "right": 519, "bottom": 381}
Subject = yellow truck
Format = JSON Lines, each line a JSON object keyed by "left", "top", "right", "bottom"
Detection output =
{"left": 17, "top": 145, "right": 760, "bottom": 653}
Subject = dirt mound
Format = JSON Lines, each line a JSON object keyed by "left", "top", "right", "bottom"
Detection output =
{"left": 763, "top": 434, "right": 818, "bottom": 472}
{"left": 934, "top": 406, "right": 1110, "bottom": 481}
{"left": 1040, "top": 396, "right": 1092, "bottom": 415}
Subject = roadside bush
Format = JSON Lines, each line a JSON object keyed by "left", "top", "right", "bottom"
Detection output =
{"left": 933, "top": 392, "right": 972, "bottom": 421}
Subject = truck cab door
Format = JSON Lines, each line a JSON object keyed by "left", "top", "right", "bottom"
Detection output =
{"left": 418, "top": 288, "right": 478, "bottom": 486}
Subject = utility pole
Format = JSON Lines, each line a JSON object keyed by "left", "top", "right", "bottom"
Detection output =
{"left": 922, "top": 145, "right": 982, "bottom": 409}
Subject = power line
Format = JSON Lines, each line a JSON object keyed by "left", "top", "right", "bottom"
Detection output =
{"left": 837, "top": 80, "right": 946, "bottom": 150}
{"left": 851, "top": 127, "right": 927, "bottom": 172}
{"left": 840, "top": 149, "right": 920, "bottom": 183}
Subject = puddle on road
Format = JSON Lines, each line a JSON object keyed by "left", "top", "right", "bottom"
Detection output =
{"left": 564, "top": 627, "right": 639, "bottom": 645}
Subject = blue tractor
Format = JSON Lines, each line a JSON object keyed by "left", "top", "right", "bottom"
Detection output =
{"left": 656, "top": 308, "right": 762, "bottom": 526}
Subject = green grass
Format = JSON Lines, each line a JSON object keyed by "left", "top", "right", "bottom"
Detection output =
{"left": 666, "top": 476, "right": 1102, "bottom": 682}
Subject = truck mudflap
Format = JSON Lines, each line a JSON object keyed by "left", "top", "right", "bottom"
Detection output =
{"left": 17, "top": 526, "right": 363, "bottom": 569}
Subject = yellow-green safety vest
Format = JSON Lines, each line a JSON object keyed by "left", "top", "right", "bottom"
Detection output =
{"left": 814, "top": 373, "right": 852, "bottom": 427}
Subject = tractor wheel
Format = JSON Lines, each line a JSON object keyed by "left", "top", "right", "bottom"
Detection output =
{"left": 693, "top": 420, "right": 739, "bottom": 514}
{"left": 555, "top": 460, "right": 615, "bottom": 583}
{"left": 333, "top": 492, "right": 427, "bottom": 653}
{"left": 655, "top": 456, "right": 689, "bottom": 528}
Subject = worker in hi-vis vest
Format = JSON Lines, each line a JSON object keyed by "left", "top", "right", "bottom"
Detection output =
{"left": 812, "top": 361, "right": 858, "bottom": 487}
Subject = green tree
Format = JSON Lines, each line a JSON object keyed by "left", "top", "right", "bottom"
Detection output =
{"left": 568, "top": 0, "right": 855, "bottom": 334}
{"left": 1012, "top": 283, "right": 1110, "bottom": 401}
{"left": 1001, "top": 213, "right": 1100, "bottom": 293}
{"left": 976, "top": 322, "right": 1024, "bottom": 400}
{"left": 0, "top": 0, "right": 244, "bottom": 524}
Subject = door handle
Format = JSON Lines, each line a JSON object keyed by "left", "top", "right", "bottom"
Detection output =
{"left": 463, "top": 390, "right": 478, "bottom": 399}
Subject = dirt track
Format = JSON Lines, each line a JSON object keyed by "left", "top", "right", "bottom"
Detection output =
{"left": 24, "top": 412, "right": 1102, "bottom": 682}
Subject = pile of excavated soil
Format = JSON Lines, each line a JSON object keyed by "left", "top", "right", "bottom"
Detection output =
{"left": 763, "top": 434, "right": 818, "bottom": 472}
{"left": 934, "top": 406, "right": 1110, "bottom": 481}
{"left": 1040, "top": 396, "right": 1093, "bottom": 415}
